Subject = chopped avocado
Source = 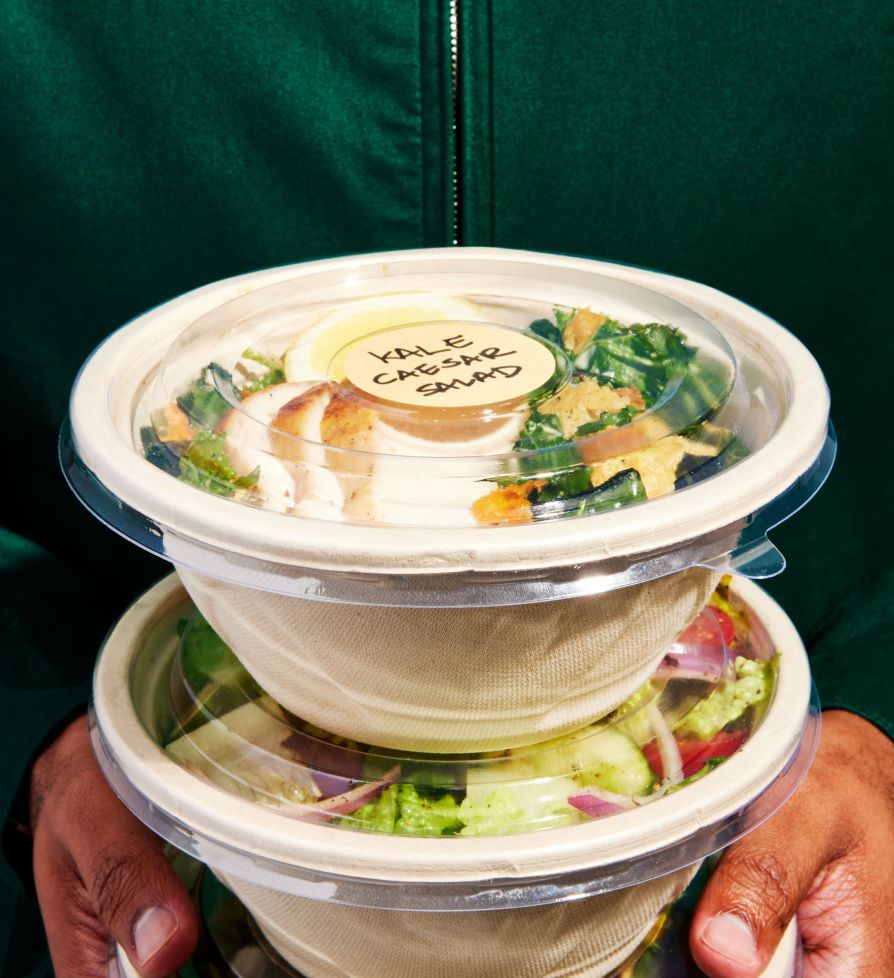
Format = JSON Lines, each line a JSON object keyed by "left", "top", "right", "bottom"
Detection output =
{"left": 681, "top": 656, "right": 776, "bottom": 740}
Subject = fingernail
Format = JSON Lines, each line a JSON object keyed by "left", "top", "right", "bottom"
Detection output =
{"left": 700, "top": 912, "right": 758, "bottom": 965}
{"left": 133, "top": 906, "right": 179, "bottom": 967}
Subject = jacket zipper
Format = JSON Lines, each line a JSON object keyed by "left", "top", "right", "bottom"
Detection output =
{"left": 449, "top": 0, "right": 460, "bottom": 245}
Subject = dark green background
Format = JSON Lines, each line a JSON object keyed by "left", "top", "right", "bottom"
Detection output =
{"left": 2, "top": 1, "right": 892, "bottom": 973}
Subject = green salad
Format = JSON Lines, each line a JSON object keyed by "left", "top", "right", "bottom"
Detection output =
{"left": 142, "top": 298, "right": 745, "bottom": 525}
{"left": 164, "top": 580, "right": 776, "bottom": 837}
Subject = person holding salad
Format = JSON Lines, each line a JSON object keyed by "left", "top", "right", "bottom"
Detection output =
{"left": 2, "top": 3, "right": 892, "bottom": 976}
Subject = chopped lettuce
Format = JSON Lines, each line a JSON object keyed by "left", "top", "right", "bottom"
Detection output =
{"left": 240, "top": 348, "right": 286, "bottom": 394}
{"left": 351, "top": 784, "right": 462, "bottom": 836}
{"left": 175, "top": 614, "right": 262, "bottom": 732}
{"left": 681, "top": 656, "right": 776, "bottom": 740}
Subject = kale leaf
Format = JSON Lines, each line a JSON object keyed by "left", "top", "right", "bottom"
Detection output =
{"left": 176, "top": 364, "right": 233, "bottom": 430}
{"left": 567, "top": 468, "right": 647, "bottom": 516}
{"left": 240, "top": 348, "right": 286, "bottom": 394}
{"left": 574, "top": 321, "right": 691, "bottom": 408}
{"left": 525, "top": 318, "right": 564, "bottom": 349}
{"left": 574, "top": 405, "right": 640, "bottom": 438}
{"left": 178, "top": 431, "right": 259, "bottom": 497}
{"left": 529, "top": 468, "right": 647, "bottom": 520}
{"left": 140, "top": 426, "right": 181, "bottom": 476}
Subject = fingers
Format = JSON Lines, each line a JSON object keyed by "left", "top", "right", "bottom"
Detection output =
{"left": 33, "top": 829, "right": 117, "bottom": 978}
{"left": 32, "top": 716, "right": 198, "bottom": 978}
{"left": 688, "top": 737, "right": 844, "bottom": 978}
{"left": 690, "top": 829, "right": 827, "bottom": 975}
{"left": 690, "top": 710, "right": 894, "bottom": 978}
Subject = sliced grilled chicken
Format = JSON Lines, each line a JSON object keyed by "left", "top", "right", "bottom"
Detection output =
{"left": 271, "top": 383, "right": 345, "bottom": 519}
{"left": 219, "top": 382, "right": 314, "bottom": 510}
{"left": 322, "top": 393, "right": 524, "bottom": 525}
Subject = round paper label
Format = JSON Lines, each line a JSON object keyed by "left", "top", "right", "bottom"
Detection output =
{"left": 340, "top": 322, "right": 558, "bottom": 409}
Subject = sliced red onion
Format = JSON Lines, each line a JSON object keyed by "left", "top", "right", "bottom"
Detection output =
{"left": 307, "top": 765, "right": 401, "bottom": 818}
{"left": 658, "top": 650, "right": 724, "bottom": 679}
{"left": 311, "top": 771, "right": 356, "bottom": 798}
{"left": 568, "top": 792, "right": 629, "bottom": 819}
{"left": 645, "top": 699, "right": 683, "bottom": 786}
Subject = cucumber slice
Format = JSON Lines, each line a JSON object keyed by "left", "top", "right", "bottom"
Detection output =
{"left": 460, "top": 724, "right": 655, "bottom": 833}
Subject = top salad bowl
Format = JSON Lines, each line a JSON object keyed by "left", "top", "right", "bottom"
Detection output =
{"left": 63, "top": 248, "right": 833, "bottom": 751}
{"left": 64, "top": 247, "right": 832, "bottom": 607}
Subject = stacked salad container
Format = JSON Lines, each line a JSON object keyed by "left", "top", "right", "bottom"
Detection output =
{"left": 62, "top": 249, "right": 834, "bottom": 978}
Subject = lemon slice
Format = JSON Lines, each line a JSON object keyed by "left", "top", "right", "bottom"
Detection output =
{"left": 283, "top": 293, "right": 484, "bottom": 382}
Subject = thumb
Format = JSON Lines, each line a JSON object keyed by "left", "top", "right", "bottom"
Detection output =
{"left": 689, "top": 800, "right": 834, "bottom": 978}
{"left": 69, "top": 783, "right": 198, "bottom": 977}
{"left": 33, "top": 718, "right": 198, "bottom": 978}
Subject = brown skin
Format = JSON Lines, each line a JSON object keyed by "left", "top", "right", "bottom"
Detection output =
{"left": 28, "top": 711, "right": 894, "bottom": 976}
{"left": 30, "top": 715, "right": 198, "bottom": 978}
{"left": 691, "top": 710, "right": 894, "bottom": 978}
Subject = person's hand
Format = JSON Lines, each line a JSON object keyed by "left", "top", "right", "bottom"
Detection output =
{"left": 30, "top": 714, "right": 199, "bottom": 978}
{"left": 690, "top": 709, "right": 894, "bottom": 977}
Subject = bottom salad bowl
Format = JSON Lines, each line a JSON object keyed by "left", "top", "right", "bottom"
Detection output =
{"left": 93, "top": 574, "right": 816, "bottom": 977}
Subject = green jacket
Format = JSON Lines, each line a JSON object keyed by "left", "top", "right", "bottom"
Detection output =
{"left": 2, "top": 3, "right": 892, "bottom": 973}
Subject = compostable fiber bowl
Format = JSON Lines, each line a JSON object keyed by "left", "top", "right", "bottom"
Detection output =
{"left": 91, "top": 575, "right": 817, "bottom": 905}
{"left": 67, "top": 249, "right": 830, "bottom": 751}
{"left": 93, "top": 575, "right": 816, "bottom": 976}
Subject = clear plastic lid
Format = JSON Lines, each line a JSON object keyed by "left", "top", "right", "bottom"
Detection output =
{"left": 65, "top": 250, "right": 833, "bottom": 602}
{"left": 141, "top": 285, "right": 740, "bottom": 527}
